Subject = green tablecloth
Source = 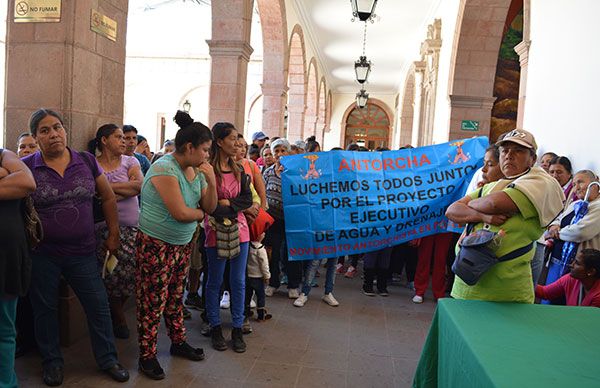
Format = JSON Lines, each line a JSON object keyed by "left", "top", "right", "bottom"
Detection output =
{"left": 413, "top": 299, "right": 600, "bottom": 388}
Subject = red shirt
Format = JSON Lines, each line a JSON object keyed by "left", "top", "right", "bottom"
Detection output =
{"left": 536, "top": 275, "right": 600, "bottom": 307}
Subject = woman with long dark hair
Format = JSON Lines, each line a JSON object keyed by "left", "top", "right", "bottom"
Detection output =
{"left": 22, "top": 108, "right": 128, "bottom": 385}
{"left": 205, "top": 122, "right": 253, "bottom": 353}
{"left": 89, "top": 124, "right": 143, "bottom": 339}
{"left": 135, "top": 111, "right": 217, "bottom": 380}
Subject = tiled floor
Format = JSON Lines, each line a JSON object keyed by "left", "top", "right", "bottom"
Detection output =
{"left": 15, "top": 271, "right": 435, "bottom": 387}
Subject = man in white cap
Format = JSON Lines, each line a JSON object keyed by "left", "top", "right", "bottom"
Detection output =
{"left": 252, "top": 131, "right": 269, "bottom": 151}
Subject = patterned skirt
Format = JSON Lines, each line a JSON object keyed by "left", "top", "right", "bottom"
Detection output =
{"left": 95, "top": 225, "right": 138, "bottom": 298}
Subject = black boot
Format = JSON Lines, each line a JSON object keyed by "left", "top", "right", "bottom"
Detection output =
{"left": 362, "top": 268, "right": 376, "bottom": 296}
{"left": 210, "top": 325, "right": 227, "bottom": 351}
{"left": 377, "top": 269, "right": 389, "bottom": 296}
{"left": 231, "top": 327, "right": 247, "bottom": 353}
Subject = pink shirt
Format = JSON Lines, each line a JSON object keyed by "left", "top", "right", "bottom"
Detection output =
{"left": 102, "top": 155, "right": 140, "bottom": 227}
{"left": 204, "top": 172, "right": 249, "bottom": 248}
{"left": 536, "top": 275, "right": 600, "bottom": 307}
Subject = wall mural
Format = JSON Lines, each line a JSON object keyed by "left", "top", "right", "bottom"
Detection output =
{"left": 490, "top": 0, "right": 523, "bottom": 142}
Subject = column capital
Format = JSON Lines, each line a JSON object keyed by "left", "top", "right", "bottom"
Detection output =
{"left": 413, "top": 60, "right": 426, "bottom": 73}
{"left": 448, "top": 95, "right": 496, "bottom": 110}
{"left": 261, "top": 83, "right": 288, "bottom": 97}
{"left": 206, "top": 40, "right": 254, "bottom": 61}
{"left": 514, "top": 40, "right": 531, "bottom": 67}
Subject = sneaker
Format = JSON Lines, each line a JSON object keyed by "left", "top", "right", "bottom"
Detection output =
{"left": 406, "top": 281, "right": 415, "bottom": 291}
{"left": 185, "top": 293, "right": 203, "bottom": 311}
{"left": 231, "top": 327, "right": 246, "bottom": 353}
{"left": 220, "top": 291, "right": 230, "bottom": 309}
{"left": 288, "top": 288, "right": 300, "bottom": 299}
{"left": 250, "top": 298, "right": 257, "bottom": 308}
{"left": 362, "top": 285, "right": 376, "bottom": 297}
{"left": 412, "top": 295, "right": 424, "bottom": 304}
{"left": 281, "top": 274, "right": 288, "bottom": 285}
{"left": 335, "top": 263, "right": 345, "bottom": 274}
{"left": 345, "top": 266, "right": 358, "bottom": 278}
{"left": 210, "top": 325, "right": 228, "bottom": 351}
{"left": 265, "top": 286, "right": 277, "bottom": 297}
{"left": 293, "top": 293, "right": 308, "bottom": 307}
{"left": 378, "top": 289, "right": 390, "bottom": 297}
{"left": 322, "top": 293, "right": 339, "bottom": 307}
{"left": 182, "top": 306, "right": 192, "bottom": 320}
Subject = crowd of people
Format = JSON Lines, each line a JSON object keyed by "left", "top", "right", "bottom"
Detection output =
{"left": 2, "top": 109, "right": 600, "bottom": 387}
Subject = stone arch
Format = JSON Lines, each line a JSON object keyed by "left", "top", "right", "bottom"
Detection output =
{"left": 303, "top": 57, "right": 319, "bottom": 140}
{"left": 340, "top": 98, "right": 394, "bottom": 149}
{"left": 286, "top": 24, "right": 307, "bottom": 141}
{"left": 315, "top": 77, "right": 327, "bottom": 145}
{"left": 447, "top": 0, "right": 513, "bottom": 140}
{"left": 325, "top": 90, "right": 333, "bottom": 132}
{"left": 256, "top": 0, "right": 288, "bottom": 138}
{"left": 246, "top": 93, "right": 263, "bottom": 138}
{"left": 399, "top": 71, "right": 416, "bottom": 147}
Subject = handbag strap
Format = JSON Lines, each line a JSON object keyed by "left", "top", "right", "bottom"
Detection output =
{"left": 465, "top": 187, "right": 485, "bottom": 235}
{"left": 497, "top": 242, "right": 535, "bottom": 262}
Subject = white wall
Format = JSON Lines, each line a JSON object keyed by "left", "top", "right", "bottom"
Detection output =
{"left": 324, "top": 92, "right": 396, "bottom": 150}
{"left": 524, "top": 0, "right": 600, "bottom": 172}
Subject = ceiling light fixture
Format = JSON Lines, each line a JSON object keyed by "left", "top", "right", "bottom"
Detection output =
{"left": 356, "top": 89, "right": 369, "bottom": 109}
{"left": 355, "top": 22, "right": 372, "bottom": 84}
{"left": 183, "top": 99, "right": 191, "bottom": 113}
{"left": 350, "top": 0, "right": 378, "bottom": 23}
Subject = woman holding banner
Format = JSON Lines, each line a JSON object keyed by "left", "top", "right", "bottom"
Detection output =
{"left": 264, "top": 139, "right": 303, "bottom": 299}
{"left": 446, "top": 129, "right": 564, "bottom": 303}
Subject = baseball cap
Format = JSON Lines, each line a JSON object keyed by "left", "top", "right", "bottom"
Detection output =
{"left": 252, "top": 131, "right": 269, "bottom": 141}
{"left": 495, "top": 129, "right": 537, "bottom": 151}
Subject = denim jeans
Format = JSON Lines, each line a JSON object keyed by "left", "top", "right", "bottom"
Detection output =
{"left": 0, "top": 297, "right": 18, "bottom": 388}
{"left": 245, "top": 277, "right": 266, "bottom": 317}
{"left": 205, "top": 243, "right": 249, "bottom": 328}
{"left": 29, "top": 254, "right": 118, "bottom": 369}
{"left": 301, "top": 258, "right": 337, "bottom": 296}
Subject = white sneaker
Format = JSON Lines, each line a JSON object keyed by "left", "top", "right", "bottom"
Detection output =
{"left": 412, "top": 295, "right": 424, "bottom": 304}
{"left": 250, "top": 297, "right": 257, "bottom": 308}
{"left": 322, "top": 293, "right": 339, "bottom": 307}
{"left": 220, "top": 291, "right": 230, "bottom": 309}
{"left": 288, "top": 288, "right": 300, "bottom": 299}
{"left": 293, "top": 293, "right": 308, "bottom": 307}
{"left": 265, "top": 286, "right": 277, "bottom": 297}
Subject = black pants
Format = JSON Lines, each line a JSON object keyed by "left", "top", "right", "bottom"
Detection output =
{"left": 391, "top": 243, "right": 418, "bottom": 282}
{"left": 266, "top": 220, "right": 301, "bottom": 289}
{"left": 245, "top": 277, "right": 266, "bottom": 317}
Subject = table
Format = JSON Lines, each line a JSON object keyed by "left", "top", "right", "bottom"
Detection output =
{"left": 413, "top": 299, "right": 600, "bottom": 387}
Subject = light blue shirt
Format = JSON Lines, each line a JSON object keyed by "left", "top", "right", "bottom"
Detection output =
{"left": 139, "top": 154, "right": 207, "bottom": 245}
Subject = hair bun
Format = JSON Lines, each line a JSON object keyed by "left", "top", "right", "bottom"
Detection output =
{"left": 174, "top": 110, "right": 194, "bottom": 129}
{"left": 306, "top": 135, "right": 316, "bottom": 142}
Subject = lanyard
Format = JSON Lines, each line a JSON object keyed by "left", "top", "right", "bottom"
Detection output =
{"left": 578, "top": 283, "right": 584, "bottom": 306}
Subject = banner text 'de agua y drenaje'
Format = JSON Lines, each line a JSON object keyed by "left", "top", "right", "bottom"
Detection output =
{"left": 281, "top": 137, "right": 488, "bottom": 260}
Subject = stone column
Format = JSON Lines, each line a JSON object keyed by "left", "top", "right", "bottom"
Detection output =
{"left": 303, "top": 114, "right": 317, "bottom": 140}
{"left": 4, "top": 0, "right": 128, "bottom": 151}
{"left": 207, "top": 0, "right": 253, "bottom": 130}
{"left": 447, "top": 95, "right": 497, "bottom": 140}
{"left": 514, "top": 40, "right": 530, "bottom": 128}
{"left": 261, "top": 84, "right": 287, "bottom": 138}
{"left": 411, "top": 61, "right": 426, "bottom": 147}
{"left": 286, "top": 103, "right": 305, "bottom": 141}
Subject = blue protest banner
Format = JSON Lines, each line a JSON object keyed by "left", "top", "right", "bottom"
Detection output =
{"left": 280, "top": 136, "right": 489, "bottom": 261}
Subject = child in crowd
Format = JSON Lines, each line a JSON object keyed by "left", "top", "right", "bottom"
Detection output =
{"left": 245, "top": 233, "right": 272, "bottom": 321}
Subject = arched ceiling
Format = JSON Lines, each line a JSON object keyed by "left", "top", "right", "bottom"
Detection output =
{"left": 292, "top": 0, "right": 441, "bottom": 94}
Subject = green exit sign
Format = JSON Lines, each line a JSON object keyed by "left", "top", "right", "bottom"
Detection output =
{"left": 461, "top": 120, "right": 479, "bottom": 131}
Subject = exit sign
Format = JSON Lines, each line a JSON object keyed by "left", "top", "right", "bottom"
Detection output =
{"left": 461, "top": 120, "right": 479, "bottom": 131}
